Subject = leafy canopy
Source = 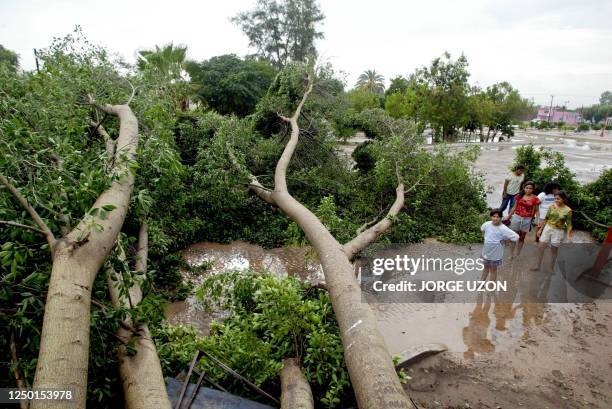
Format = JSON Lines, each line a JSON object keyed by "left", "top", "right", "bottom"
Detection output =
{"left": 232, "top": 0, "right": 325, "bottom": 68}
{"left": 186, "top": 54, "right": 276, "bottom": 116}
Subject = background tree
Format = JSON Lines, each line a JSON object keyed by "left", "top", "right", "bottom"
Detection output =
{"left": 137, "top": 43, "right": 187, "bottom": 80}
{"left": 356, "top": 69, "right": 385, "bottom": 95}
{"left": 599, "top": 90, "right": 612, "bottom": 105}
{"left": 412, "top": 52, "right": 470, "bottom": 141}
{"left": 582, "top": 101, "right": 612, "bottom": 124}
{"left": 346, "top": 88, "right": 382, "bottom": 112}
{"left": 0, "top": 44, "right": 19, "bottom": 72}
{"left": 185, "top": 54, "right": 276, "bottom": 116}
{"left": 232, "top": 0, "right": 325, "bottom": 68}
{"left": 484, "top": 81, "right": 532, "bottom": 140}
{"left": 385, "top": 75, "right": 409, "bottom": 97}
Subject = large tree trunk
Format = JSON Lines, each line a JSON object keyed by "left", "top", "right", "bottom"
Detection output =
{"left": 31, "top": 104, "right": 139, "bottom": 409}
{"left": 238, "top": 75, "right": 411, "bottom": 408}
{"left": 107, "top": 223, "right": 171, "bottom": 409}
{"left": 280, "top": 358, "right": 313, "bottom": 409}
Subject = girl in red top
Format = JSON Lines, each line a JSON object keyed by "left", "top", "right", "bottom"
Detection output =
{"left": 504, "top": 181, "right": 540, "bottom": 258}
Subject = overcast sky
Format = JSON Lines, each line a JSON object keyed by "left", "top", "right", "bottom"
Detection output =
{"left": 1, "top": 0, "right": 611, "bottom": 108}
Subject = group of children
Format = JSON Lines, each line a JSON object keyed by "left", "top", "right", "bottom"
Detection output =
{"left": 480, "top": 165, "right": 574, "bottom": 281}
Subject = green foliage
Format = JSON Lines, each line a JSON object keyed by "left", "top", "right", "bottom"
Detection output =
{"left": 383, "top": 145, "right": 487, "bottom": 243}
{"left": 513, "top": 144, "right": 579, "bottom": 194}
{"left": 577, "top": 123, "right": 590, "bottom": 131}
{"left": 0, "top": 44, "right": 19, "bottom": 72}
{"left": 154, "top": 272, "right": 355, "bottom": 408}
{"left": 536, "top": 121, "right": 551, "bottom": 129}
{"left": 0, "top": 28, "right": 191, "bottom": 407}
{"left": 347, "top": 88, "right": 382, "bottom": 112}
{"left": 232, "top": 0, "right": 325, "bottom": 68}
{"left": 351, "top": 140, "right": 376, "bottom": 173}
{"left": 581, "top": 102, "right": 612, "bottom": 124}
{"left": 186, "top": 55, "right": 276, "bottom": 116}
{"left": 385, "top": 75, "right": 409, "bottom": 97}
{"left": 484, "top": 82, "right": 531, "bottom": 136}
{"left": 412, "top": 52, "right": 471, "bottom": 140}
{"left": 600, "top": 91, "right": 612, "bottom": 105}
{"left": 575, "top": 169, "right": 612, "bottom": 241}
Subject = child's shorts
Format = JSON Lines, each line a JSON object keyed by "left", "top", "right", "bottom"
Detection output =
{"left": 540, "top": 224, "right": 565, "bottom": 247}
{"left": 482, "top": 258, "right": 502, "bottom": 267}
{"left": 510, "top": 214, "right": 532, "bottom": 232}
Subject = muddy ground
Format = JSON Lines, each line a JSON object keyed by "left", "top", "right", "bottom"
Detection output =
{"left": 403, "top": 302, "right": 612, "bottom": 409}
{"left": 167, "top": 239, "right": 612, "bottom": 409}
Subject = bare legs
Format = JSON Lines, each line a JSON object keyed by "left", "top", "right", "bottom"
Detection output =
{"left": 481, "top": 264, "right": 498, "bottom": 281}
{"left": 531, "top": 242, "right": 558, "bottom": 271}
{"left": 509, "top": 231, "right": 527, "bottom": 259}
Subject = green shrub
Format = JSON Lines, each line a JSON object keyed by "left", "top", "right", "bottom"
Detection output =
{"left": 577, "top": 123, "right": 590, "bottom": 131}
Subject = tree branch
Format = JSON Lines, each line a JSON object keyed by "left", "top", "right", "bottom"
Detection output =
{"left": 0, "top": 173, "right": 56, "bottom": 252}
{"left": 341, "top": 162, "right": 432, "bottom": 259}
{"left": 88, "top": 119, "right": 116, "bottom": 160}
{"left": 227, "top": 146, "right": 276, "bottom": 205}
{"left": 10, "top": 332, "right": 27, "bottom": 409}
{"left": 274, "top": 74, "right": 314, "bottom": 193}
{"left": 0, "top": 220, "right": 45, "bottom": 234}
{"left": 51, "top": 154, "right": 72, "bottom": 236}
{"left": 342, "top": 181, "right": 405, "bottom": 260}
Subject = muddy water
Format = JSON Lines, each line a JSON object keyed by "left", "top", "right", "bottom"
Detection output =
{"left": 164, "top": 240, "right": 599, "bottom": 359}
{"left": 164, "top": 242, "right": 324, "bottom": 334}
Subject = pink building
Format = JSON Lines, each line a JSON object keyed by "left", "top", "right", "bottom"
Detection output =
{"left": 536, "top": 107, "right": 581, "bottom": 124}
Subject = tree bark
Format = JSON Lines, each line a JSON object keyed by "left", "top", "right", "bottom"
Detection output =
{"left": 241, "top": 75, "right": 411, "bottom": 408}
{"left": 280, "top": 358, "right": 313, "bottom": 409}
{"left": 31, "top": 104, "right": 139, "bottom": 409}
{"left": 106, "top": 222, "right": 171, "bottom": 409}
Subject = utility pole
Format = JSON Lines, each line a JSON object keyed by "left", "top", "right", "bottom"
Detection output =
{"left": 33, "top": 49, "right": 40, "bottom": 73}
{"left": 547, "top": 95, "right": 554, "bottom": 123}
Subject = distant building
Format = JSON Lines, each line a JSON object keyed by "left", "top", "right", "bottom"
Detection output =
{"left": 536, "top": 107, "right": 581, "bottom": 124}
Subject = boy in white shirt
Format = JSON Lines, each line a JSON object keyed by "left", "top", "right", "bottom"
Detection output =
{"left": 480, "top": 209, "right": 519, "bottom": 281}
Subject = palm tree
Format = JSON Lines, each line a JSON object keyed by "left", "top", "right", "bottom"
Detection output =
{"left": 137, "top": 43, "right": 187, "bottom": 79}
{"left": 356, "top": 70, "right": 385, "bottom": 95}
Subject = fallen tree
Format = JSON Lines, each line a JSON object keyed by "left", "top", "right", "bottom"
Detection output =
{"left": 0, "top": 100, "right": 139, "bottom": 408}
{"left": 232, "top": 67, "right": 412, "bottom": 408}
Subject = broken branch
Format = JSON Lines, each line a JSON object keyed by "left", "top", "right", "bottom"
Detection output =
{"left": 0, "top": 173, "right": 56, "bottom": 252}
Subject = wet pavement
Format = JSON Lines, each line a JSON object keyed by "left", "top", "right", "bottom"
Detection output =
{"left": 473, "top": 131, "right": 612, "bottom": 209}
